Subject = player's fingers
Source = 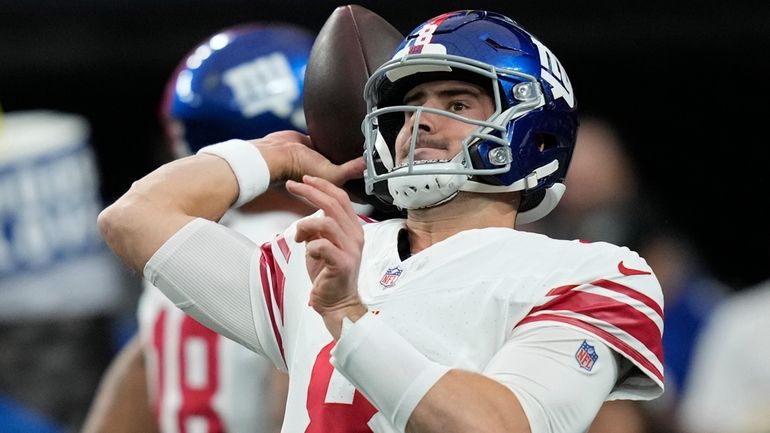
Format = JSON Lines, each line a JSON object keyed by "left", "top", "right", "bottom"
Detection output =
{"left": 286, "top": 179, "right": 353, "bottom": 228}
{"left": 301, "top": 175, "right": 361, "bottom": 226}
{"left": 343, "top": 156, "right": 366, "bottom": 179}
{"left": 295, "top": 216, "right": 351, "bottom": 251}
{"left": 287, "top": 181, "right": 363, "bottom": 254}
{"left": 305, "top": 237, "right": 346, "bottom": 268}
{"left": 332, "top": 156, "right": 366, "bottom": 185}
{"left": 302, "top": 175, "right": 350, "bottom": 206}
{"left": 297, "top": 216, "right": 362, "bottom": 255}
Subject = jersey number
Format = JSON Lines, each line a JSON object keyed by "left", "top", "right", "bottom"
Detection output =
{"left": 305, "top": 342, "right": 381, "bottom": 433}
{"left": 153, "top": 311, "right": 225, "bottom": 433}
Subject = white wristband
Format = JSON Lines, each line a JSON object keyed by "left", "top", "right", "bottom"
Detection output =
{"left": 197, "top": 139, "right": 271, "bottom": 208}
{"left": 330, "top": 313, "right": 450, "bottom": 431}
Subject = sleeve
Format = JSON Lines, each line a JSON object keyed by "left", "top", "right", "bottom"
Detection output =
{"left": 143, "top": 217, "right": 290, "bottom": 371}
{"left": 516, "top": 247, "right": 665, "bottom": 400}
{"left": 484, "top": 325, "right": 621, "bottom": 433}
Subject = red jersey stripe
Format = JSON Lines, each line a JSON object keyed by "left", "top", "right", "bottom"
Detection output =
{"left": 152, "top": 309, "right": 167, "bottom": 424}
{"left": 259, "top": 244, "right": 286, "bottom": 364}
{"left": 592, "top": 279, "right": 663, "bottom": 319}
{"left": 273, "top": 261, "right": 286, "bottom": 322}
{"left": 261, "top": 241, "right": 287, "bottom": 321}
{"left": 357, "top": 214, "right": 377, "bottom": 224}
{"left": 518, "top": 313, "right": 664, "bottom": 383}
{"left": 545, "top": 284, "right": 580, "bottom": 297}
{"left": 529, "top": 288, "right": 663, "bottom": 363}
{"left": 276, "top": 234, "right": 291, "bottom": 262}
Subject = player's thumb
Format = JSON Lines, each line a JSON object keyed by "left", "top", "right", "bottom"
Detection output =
{"left": 336, "top": 156, "right": 366, "bottom": 183}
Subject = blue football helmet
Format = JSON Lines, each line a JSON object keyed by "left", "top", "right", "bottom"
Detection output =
{"left": 162, "top": 23, "right": 314, "bottom": 155}
{"left": 362, "top": 11, "right": 578, "bottom": 223}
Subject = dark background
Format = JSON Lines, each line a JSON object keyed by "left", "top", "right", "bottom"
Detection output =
{"left": 2, "top": 0, "right": 768, "bottom": 289}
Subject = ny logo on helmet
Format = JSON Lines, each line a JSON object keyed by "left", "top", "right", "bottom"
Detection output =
{"left": 223, "top": 53, "right": 299, "bottom": 118}
{"left": 532, "top": 38, "right": 575, "bottom": 108}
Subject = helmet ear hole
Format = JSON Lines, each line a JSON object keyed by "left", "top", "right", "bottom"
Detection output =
{"left": 363, "top": 10, "right": 577, "bottom": 218}
{"left": 535, "top": 133, "right": 558, "bottom": 153}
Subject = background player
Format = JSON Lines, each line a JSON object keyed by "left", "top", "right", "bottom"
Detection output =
{"left": 98, "top": 10, "right": 664, "bottom": 433}
{"left": 678, "top": 277, "right": 770, "bottom": 433}
{"left": 82, "top": 22, "right": 316, "bottom": 433}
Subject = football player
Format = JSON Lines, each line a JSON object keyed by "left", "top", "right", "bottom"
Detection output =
{"left": 99, "top": 10, "right": 664, "bottom": 433}
{"left": 83, "top": 23, "right": 315, "bottom": 433}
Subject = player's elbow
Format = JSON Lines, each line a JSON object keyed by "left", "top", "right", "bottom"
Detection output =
{"left": 98, "top": 182, "right": 155, "bottom": 268}
{"left": 97, "top": 199, "right": 128, "bottom": 251}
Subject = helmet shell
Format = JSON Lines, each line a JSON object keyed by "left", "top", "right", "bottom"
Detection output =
{"left": 162, "top": 23, "right": 314, "bottom": 154}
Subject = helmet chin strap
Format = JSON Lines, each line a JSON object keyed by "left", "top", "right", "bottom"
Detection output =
{"left": 459, "top": 159, "right": 565, "bottom": 224}
{"left": 515, "top": 183, "right": 565, "bottom": 225}
{"left": 459, "top": 160, "right": 559, "bottom": 193}
{"left": 387, "top": 154, "right": 469, "bottom": 210}
{"left": 387, "top": 157, "right": 565, "bottom": 223}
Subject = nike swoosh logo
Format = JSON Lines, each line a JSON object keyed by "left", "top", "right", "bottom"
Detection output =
{"left": 618, "top": 261, "right": 652, "bottom": 276}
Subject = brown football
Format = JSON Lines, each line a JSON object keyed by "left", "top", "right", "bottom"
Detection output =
{"left": 303, "top": 4, "right": 403, "bottom": 207}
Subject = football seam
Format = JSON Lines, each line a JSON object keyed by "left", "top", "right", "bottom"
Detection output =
{"left": 347, "top": 6, "right": 372, "bottom": 73}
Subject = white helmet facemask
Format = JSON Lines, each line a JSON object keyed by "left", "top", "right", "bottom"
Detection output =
{"left": 361, "top": 12, "right": 578, "bottom": 223}
{"left": 363, "top": 56, "right": 546, "bottom": 211}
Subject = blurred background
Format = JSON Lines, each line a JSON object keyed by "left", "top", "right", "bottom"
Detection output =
{"left": 3, "top": 0, "right": 768, "bottom": 288}
{"left": 1, "top": 1, "right": 768, "bottom": 432}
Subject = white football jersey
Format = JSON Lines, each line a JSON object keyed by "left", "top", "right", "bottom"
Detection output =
{"left": 147, "top": 214, "right": 664, "bottom": 433}
{"left": 138, "top": 210, "right": 298, "bottom": 433}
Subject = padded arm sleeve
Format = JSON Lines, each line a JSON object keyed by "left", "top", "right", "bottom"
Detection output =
{"left": 143, "top": 218, "right": 282, "bottom": 368}
{"left": 484, "top": 324, "right": 621, "bottom": 433}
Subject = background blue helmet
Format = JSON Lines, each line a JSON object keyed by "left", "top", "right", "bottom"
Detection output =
{"left": 161, "top": 23, "right": 314, "bottom": 155}
{"left": 362, "top": 10, "right": 578, "bottom": 223}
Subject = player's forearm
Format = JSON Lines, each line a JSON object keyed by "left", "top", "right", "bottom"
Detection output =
{"left": 98, "top": 154, "right": 240, "bottom": 272}
{"left": 98, "top": 133, "right": 310, "bottom": 272}
{"left": 406, "top": 369, "right": 530, "bottom": 433}
{"left": 81, "top": 336, "right": 159, "bottom": 433}
{"left": 330, "top": 313, "right": 531, "bottom": 433}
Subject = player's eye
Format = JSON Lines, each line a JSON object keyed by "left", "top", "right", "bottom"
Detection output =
{"left": 449, "top": 101, "right": 469, "bottom": 112}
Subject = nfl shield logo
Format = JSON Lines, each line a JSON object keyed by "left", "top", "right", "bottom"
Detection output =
{"left": 575, "top": 340, "right": 598, "bottom": 371}
{"left": 380, "top": 267, "right": 403, "bottom": 288}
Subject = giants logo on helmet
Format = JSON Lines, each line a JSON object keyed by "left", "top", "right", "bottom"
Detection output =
{"left": 532, "top": 38, "right": 575, "bottom": 109}
{"left": 223, "top": 53, "right": 300, "bottom": 119}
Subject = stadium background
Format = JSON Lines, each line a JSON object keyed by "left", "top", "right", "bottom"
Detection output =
{"left": 2, "top": 0, "right": 767, "bottom": 289}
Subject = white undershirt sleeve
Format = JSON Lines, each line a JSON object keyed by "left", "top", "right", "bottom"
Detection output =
{"left": 143, "top": 218, "right": 267, "bottom": 356}
{"left": 484, "top": 324, "right": 622, "bottom": 433}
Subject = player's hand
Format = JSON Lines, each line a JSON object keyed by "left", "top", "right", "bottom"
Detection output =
{"left": 254, "top": 131, "right": 365, "bottom": 186}
{"left": 287, "top": 175, "right": 367, "bottom": 339}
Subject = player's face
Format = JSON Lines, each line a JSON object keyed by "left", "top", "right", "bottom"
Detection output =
{"left": 394, "top": 80, "right": 494, "bottom": 165}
